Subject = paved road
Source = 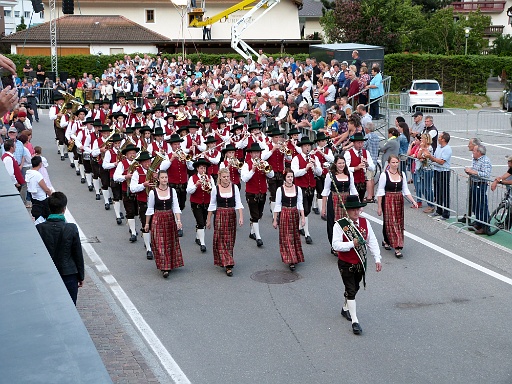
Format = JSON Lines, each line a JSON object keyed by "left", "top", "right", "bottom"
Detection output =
{"left": 33, "top": 113, "right": 512, "bottom": 383}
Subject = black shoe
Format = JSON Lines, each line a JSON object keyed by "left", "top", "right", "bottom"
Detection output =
{"left": 226, "top": 268, "right": 233, "bottom": 277}
{"left": 382, "top": 241, "right": 391, "bottom": 251}
{"left": 299, "top": 229, "right": 305, "bottom": 236}
{"left": 163, "top": 271, "right": 169, "bottom": 278}
{"left": 352, "top": 322, "right": 362, "bottom": 335}
{"left": 129, "top": 234, "right": 137, "bottom": 242}
{"left": 249, "top": 233, "right": 256, "bottom": 240}
{"left": 305, "top": 236, "right": 312, "bottom": 244}
{"left": 256, "top": 239, "right": 263, "bottom": 247}
{"left": 120, "top": 212, "right": 124, "bottom": 219}
{"left": 70, "top": 163, "right": 75, "bottom": 168}
{"left": 96, "top": 194, "right": 101, "bottom": 200}
{"left": 458, "top": 216, "right": 469, "bottom": 223}
{"left": 289, "top": 264, "right": 295, "bottom": 271}
{"left": 331, "top": 248, "right": 337, "bottom": 256}
{"left": 105, "top": 203, "right": 110, "bottom": 210}
{"left": 64, "top": 153, "right": 68, "bottom": 158}
{"left": 312, "top": 207, "right": 320, "bottom": 215}
{"left": 108, "top": 197, "right": 113, "bottom": 205}
{"left": 341, "top": 309, "right": 352, "bottom": 321}
{"left": 195, "top": 238, "right": 201, "bottom": 246}
{"left": 146, "top": 251, "right": 153, "bottom": 260}
{"left": 57, "top": 149, "right": 60, "bottom": 155}
{"left": 88, "top": 185, "right": 93, "bottom": 191}
{"left": 200, "top": 245, "right": 207, "bottom": 253}
{"left": 321, "top": 215, "right": 327, "bottom": 221}
{"left": 76, "top": 171, "right": 81, "bottom": 176}
{"left": 177, "top": 229, "right": 183, "bottom": 237}
{"left": 116, "top": 217, "right": 122, "bottom": 225}
{"left": 81, "top": 178, "right": 86, "bottom": 184}
{"left": 60, "top": 156, "right": 65, "bottom": 161}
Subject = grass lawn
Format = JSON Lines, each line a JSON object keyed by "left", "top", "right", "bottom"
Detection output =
{"left": 443, "top": 92, "right": 490, "bottom": 109}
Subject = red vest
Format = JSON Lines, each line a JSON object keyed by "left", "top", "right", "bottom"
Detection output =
{"left": 189, "top": 174, "right": 211, "bottom": 204}
{"left": 349, "top": 148, "right": 366, "bottom": 184}
{"left": 222, "top": 160, "right": 241, "bottom": 185}
{"left": 338, "top": 218, "right": 368, "bottom": 265}
{"left": 121, "top": 159, "right": 131, "bottom": 191}
{"left": 245, "top": 158, "right": 268, "bottom": 194}
{"left": 206, "top": 149, "right": 220, "bottom": 176}
{"left": 266, "top": 143, "right": 285, "bottom": 173}
{"left": 287, "top": 141, "right": 299, "bottom": 158}
{"left": 315, "top": 147, "right": 329, "bottom": 175}
{"left": 185, "top": 135, "right": 201, "bottom": 157}
{"left": 96, "top": 137, "right": 106, "bottom": 164}
{"left": 2, "top": 153, "right": 24, "bottom": 184}
{"left": 135, "top": 167, "right": 148, "bottom": 202}
{"left": 167, "top": 156, "right": 188, "bottom": 185}
{"left": 108, "top": 149, "right": 118, "bottom": 178}
{"left": 294, "top": 154, "right": 316, "bottom": 188}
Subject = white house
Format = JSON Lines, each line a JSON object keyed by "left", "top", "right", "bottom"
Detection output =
{"left": 1, "top": 0, "right": 45, "bottom": 35}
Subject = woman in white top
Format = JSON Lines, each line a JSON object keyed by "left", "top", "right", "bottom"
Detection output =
{"left": 206, "top": 168, "right": 244, "bottom": 277}
{"left": 376, "top": 155, "right": 418, "bottom": 258}
{"left": 272, "top": 169, "right": 306, "bottom": 271}
{"left": 145, "top": 170, "right": 184, "bottom": 278}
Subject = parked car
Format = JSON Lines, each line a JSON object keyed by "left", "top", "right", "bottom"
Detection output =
{"left": 502, "top": 82, "right": 512, "bottom": 112}
{"left": 404, "top": 79, "right": 444, "bottom": 112}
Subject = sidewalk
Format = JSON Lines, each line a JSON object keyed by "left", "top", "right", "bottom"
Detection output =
{"left": 486, "top": 76, "right": 505, "bottom": 108}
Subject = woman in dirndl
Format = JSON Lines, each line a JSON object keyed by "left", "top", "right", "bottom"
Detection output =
{"left": 206, "top": 168, "right": 244, "bottom": 277}
{"left": 377, "top": 154, "right": 418, "bottom": 259}
{"left": 272, "top": 169, "right": 306, "bottom": 271}
{"left": 145, "top": 170, "right": 184, "bottom": 278}
{"left": 321, "top": 155, "right": 357, "bottom": 254}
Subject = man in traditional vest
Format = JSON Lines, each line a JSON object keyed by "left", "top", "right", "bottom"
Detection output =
{"left": 344, "top": 132, "right": 375, "bottom": 202}
{"left": 332, "top": 195, "right": 382, "bottom": 335}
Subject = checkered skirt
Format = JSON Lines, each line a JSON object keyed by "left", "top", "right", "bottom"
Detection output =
{"left": 383, "top": 191, "right": 404, "bottom": 249}
{"left": 213, "top": 207, "right": 236, "bottom": 267}
{"left": 278, "top": 207, "right": 304, "bottom": 264}
{"left": 151, "top": 210, "right": 184, "bottom": 271}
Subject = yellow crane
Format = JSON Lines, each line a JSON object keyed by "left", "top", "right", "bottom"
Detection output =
{"left": 185, "top": 0, "right": 281, "bottom": 59}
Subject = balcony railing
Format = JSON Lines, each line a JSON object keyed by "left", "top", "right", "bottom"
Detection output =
{"left": 451, "top": 1, "right": 506, "bottom": 12}
{"left": 484, "top": 25, "right": 505, "bottom": 36}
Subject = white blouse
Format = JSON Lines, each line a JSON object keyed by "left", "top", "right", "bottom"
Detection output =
{"left": 321, "top": 172, "right": 358, "bottom": 197}
{"left": 376, "top": 171, "right": 411, "bottom": 197}
{"left": 207, "top": 183, "right": 244, "bottom": 211}
{"left": 273, "top": 186, "right": 304, "bottom": 213}
{"left": 146, "top": 188, "right": 181, "bottom": 215}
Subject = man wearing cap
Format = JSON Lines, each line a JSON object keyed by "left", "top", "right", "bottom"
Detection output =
{"left": 187, "top": 158, "right": 214, "bottom": 252}
{"left": 332, "top": 195, "right": 382, "bottom": 335}
{"left": 103, "top": 133, "right": 125, "bottom": 224}
{"left": 114, "top": 143, "right": 140, "bottom": 242}
{"left": 344, "top": 132, "right": 375, "bottom": 202}
{"left": 75, "top": 117, "right": 96, "bottom": 190}
{"left": 410, "top": 111, "right": 424, "bottom": 136}
{"left": 49, "top": 93, "right": 67, "bottom": 160}
{"left": 241, "top": 142, "right": 275, "bottom": 246}
{"left": 262, "top": 128, "right": 291, "bottom": 213}
{"left": 291, "top": 137, "right": 322, "bottom": 244}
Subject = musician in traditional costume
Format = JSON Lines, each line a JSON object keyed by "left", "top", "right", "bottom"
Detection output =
{"left": 245, "top": 121, "right": 267, "bottom": 159}
{"left": 128, "top": 107, "right": 144, "bottom": 127}
{"left": 223, "top": 107, "right": 235, "bottom": 129}
{"left": 206, "top": 98, "right": 222, "bottom": 130}
{"left": 49, "top": 93, "right": 66, "bottom": 161}
{"left": 90, "top": 99, "right": 102, "bottom": 121}
{"left": 229, "top": 123, "right": 247, "bottom": 161}
{"left": 291, "top": 137, "right": 322, "bottom": 244}
{"left": 219, "top": 144, "right": 242, "bottom": 190}
{"left": 285, "top": 127, "right": 302, "bottom": 167}
{"left": 241, "top": 142, "right": 275, "bottom": 247}
{"left": 262, "top": 128, "right": 291, "bottom": 213}
{"left": 100, "top": 99, "right": 111, "bottom": 124}
{"left": 203, "top": 135, "right": 221, "bottom": 184}
{"left": 272, "top": 168, "right": 305, "bottom": 271}
{"left": 332, "top": 195, "right": 382, "bottom": 335}
{"left": 344, "top": 132, "right": 375, "bottom": 202}
{"left": 66, "top": 107, "right": 87, "bottom": 177}
{"left": 233, "top": 112, "right": 248, "bottom": 132}
{"left": 92, "top": 124, "right": 114, "bottom": 208}
{"left": 76, "top": 117, "right": 97, "bottom": 192}
{"left": 186, "top": 158, "right": 214, "bottom": 253}
{"left": 112, "top": 92, "right": 130, "bottom": 115}
{"left": 200, "top": 116, "right": 213, "bottom": 139}
{"left": 322, "top": 155, "right": 357, "bottom": 253}
{"left": 174, "top": 99, "right": 190, "bottom": 129}
{"left": 152, "top": 104, "right": 166, "bottom": 129}
{"left": 215, "top": 117, "right": 229, "bottom": 138}
{"left": 376, "top": 154, "right": 417, "bottom": 258}
{"left": 312, "top": 132, "right": 334, "bottom": 215}
{"left": 142, "top": 93, "right": 156, "bottom": 112}
{"left": 112, "top": 111, "right": 127, "bottom": 133}
{"left": 113, "top": 143, "right": 140, "bottom": 242}
{"left": 206, "top": 167, "right": 244, "bottom": 277}
{"left": 145, "top": 170, "right": 184, "bottom": 278}
{"left": 181, "top": 122, "right": 206, "bottom": 159}
{"left": 163, "top": 113, "right": 176, "bottom": 141}
{"left": 102, "top": 133, "right": 124, "bottom": 224}
{"left": 149, "top": 127, "right": 170, "bottom": 157}
{"left": 140, "top": 125, "right": 153, "bottom": 151}
{"left": 194, "top": 99, "right": 206, "bottom": 119}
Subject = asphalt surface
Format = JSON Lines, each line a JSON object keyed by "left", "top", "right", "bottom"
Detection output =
{"left": 33, "top": 110, "right": 512, "bottom": 384}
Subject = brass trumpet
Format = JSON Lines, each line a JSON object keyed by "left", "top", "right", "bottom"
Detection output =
{"left": 254, "top": 158, "right": 272, "bottom": 174}
{"left": 199, "top": 174, "right": 212, "bottom": 193}
{"left": 278, "top": 142, "right": 292, "bottom": 156}
{"left": 175, "top": 149, "right": 192, "bottom": 162}
{"left": 228, "top": 157, "right": 243, "bottom": 169}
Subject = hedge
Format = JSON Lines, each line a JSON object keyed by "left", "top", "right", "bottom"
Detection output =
{"left": 5, "top": 52, "right": 510, "bottom": 94}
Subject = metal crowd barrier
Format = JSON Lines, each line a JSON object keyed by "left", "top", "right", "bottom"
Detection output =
{"left": 476, "top": 110, "right": 512, "bottom": 135}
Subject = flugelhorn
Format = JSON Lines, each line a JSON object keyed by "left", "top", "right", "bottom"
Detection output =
{"left": 228, "top": 157, "right": 243, "bottom": 169}
{"left": 199, "top": 174, "right": 212, "bottom": 193}
{"left": 174, "top": 148, "right": 192, "bottom": 162}
{"left": 254, "top": 158, "right": 272, "bottom": 174}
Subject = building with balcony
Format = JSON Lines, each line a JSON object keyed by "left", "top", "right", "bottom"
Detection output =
{"left": 0, "top": 0, "right": 45, "bottom": 36}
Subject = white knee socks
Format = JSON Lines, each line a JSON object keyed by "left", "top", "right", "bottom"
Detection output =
{"left": 85, "top": 173, "right": 92, "bottom": 186}
{"left": 252, "top": 222, "right": 261, "bottom": 240}
{"left": 128, "top": 218, "right": 136, "bottom": 235}
{"left": 143, "top": 232, "right": 151, "bottom": 251}
{"left": 197, "top": 228, "right": 205, "bottom": 245}
{"left": 103, "top": 189, "right": 110, "bottom": 204}
{"left": 347, "top": 300, "right": 358, "bottom": 324}
{"left": 92, "top": 178, "right": 100, "bottom": 194}
{"left": 113, "top": 201, "right": 121, "bottom": 218}
{"left": 303, "top": 217, "right": 310, "bottom": 237}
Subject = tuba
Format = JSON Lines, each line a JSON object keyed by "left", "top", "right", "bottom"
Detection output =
{"left": 55, "top": 91, "right": 79, "bottom": 129}
{"left": 145, "top": 152, "right": 166, "bottom": 194}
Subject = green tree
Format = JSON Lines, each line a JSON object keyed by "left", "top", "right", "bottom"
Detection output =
{"left": 491, "top": 34, "right": 512, "bottom": 56}
{"left": 319, "top": 9, "right": 341, "bottom": 43}
{"left": 16, "top": 17, "right": 27, "bottom": 32}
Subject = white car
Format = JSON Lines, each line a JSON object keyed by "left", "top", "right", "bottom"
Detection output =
{"left": 405, "top": 79, "right": 444, "bottom": 112}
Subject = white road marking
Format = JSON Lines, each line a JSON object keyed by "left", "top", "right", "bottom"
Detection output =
{"left": 362, "top": 213, "right": 512, "bottom": 287}
{"left": 447, "top": 109, "right": 456, "bottom": 115}
{"left": 450, "top": 135, "right": 512, "bottom": 150}
{"left": 65, "top": 210, "right": 191, "bottom": 384}
{"left": 485, "top": 129, "right": 512, "bottom": 137}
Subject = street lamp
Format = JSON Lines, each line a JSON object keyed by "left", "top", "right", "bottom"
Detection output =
{"left": 171, "top": 0, "right": 188, "bottom": 59}
{"left": 464, "top": 27, "right": 472, "bottom": 55}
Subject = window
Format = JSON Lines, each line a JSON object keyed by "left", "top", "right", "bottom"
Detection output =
{"left": 14, "top": 11, "right": 20, "bottom": 17}
{"left": 4, "top": 10, "right": 11, "bottom": 17}
{"left": 24, "top": 11, "right": 30, "bottom": 18}
{"left": 146, "top": 9, "right": 155, "bottom": 23}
